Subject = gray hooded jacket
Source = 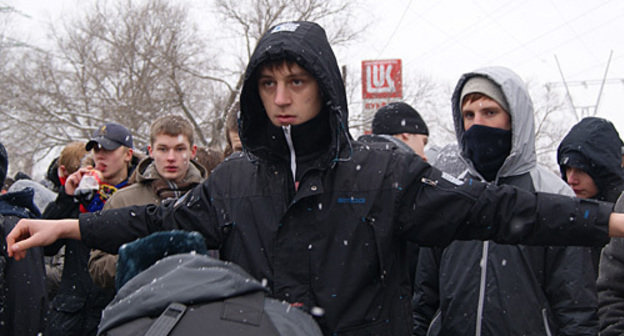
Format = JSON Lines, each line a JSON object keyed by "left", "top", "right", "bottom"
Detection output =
{"left": 413, "top": 66, "right": 598, "bottom": 336}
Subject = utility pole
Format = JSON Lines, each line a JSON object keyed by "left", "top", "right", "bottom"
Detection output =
{"left": 552, "top": 52, "right": 620, "bottom": 121}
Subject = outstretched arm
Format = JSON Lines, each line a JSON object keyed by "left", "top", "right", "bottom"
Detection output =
{"left": 7, "top": 219, "right": 80, "bottom": 260}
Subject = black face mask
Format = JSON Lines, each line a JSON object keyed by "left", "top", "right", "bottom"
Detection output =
{"left": 462, "top": 124, "right": 512, "bottom": 182}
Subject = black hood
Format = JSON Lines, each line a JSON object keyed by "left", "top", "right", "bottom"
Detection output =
{"left": 239, "top": 21, "right": 351, "bottom": 165}
{"left": 558, "top": 117, "right": 624, "bottom": 202}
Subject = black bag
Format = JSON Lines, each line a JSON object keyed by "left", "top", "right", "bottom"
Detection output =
{"left": 98, "top": 231, "right": 322, "bottom": 336}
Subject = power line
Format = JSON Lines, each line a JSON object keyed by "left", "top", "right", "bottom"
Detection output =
{"left": 376, "top": 0, "right": 413, "bottom": 58}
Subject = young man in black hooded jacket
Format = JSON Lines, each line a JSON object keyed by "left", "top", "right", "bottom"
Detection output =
{"left": 557, "top": 116, "right": 624, "bottom": 335}
{"left": 7, "top": 22, "right": 624, "bottom": 335}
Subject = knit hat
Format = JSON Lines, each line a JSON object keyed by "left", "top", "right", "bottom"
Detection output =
{"left": 86, "top": 123, "right": 133, "bottom": 151}
{"left": 559, "top": 151, "right": 591, "bottom": 173}
{"left": 460, "top": 76, "right": 510, "bottom": 112}
{"left": 372, "top": 102, "right": 429, "bottom": 136}
{"left": 0, "top": 142, "right": 7, "bottom": 185}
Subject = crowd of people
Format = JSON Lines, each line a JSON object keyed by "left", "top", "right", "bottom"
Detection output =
{"left": 2, "top": 20, "right": 624, "bottom": 335}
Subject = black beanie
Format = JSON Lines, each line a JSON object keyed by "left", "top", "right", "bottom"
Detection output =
{"left": 372, "top": 102, "right": 429, "bottom": 136}
{"left": 0, "top": 143, "right": 7, "bottom": 185}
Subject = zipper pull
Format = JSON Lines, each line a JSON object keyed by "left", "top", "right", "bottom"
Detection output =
{"left": 421, "top": 177, "right": 438, "bottom": 186}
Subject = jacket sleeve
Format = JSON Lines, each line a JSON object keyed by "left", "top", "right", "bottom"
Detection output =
{"left": 544, "top": 246, "right": 599, "bottom": 335}
{"left": 88, "top": 250, "right": 117, "bottom": 289}
{"left": 597, "top": 238, "right": 624, "bottom": 335}
{"left": 399, "top": 166, "right": 612, "bottom": 248}
{"left": 412, "top": 247, "right": 442, "bottom": 336}
{"left": 80, "top": 181, "right": 223, "bottom": 254}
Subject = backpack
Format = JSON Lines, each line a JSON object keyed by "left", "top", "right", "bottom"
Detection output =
{"left": 98, "top": 231, "right": 322, "bottom": 336}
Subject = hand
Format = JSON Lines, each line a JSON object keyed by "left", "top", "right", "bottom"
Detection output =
{"left": 609, "top": 213, "right": 624, "bottom": 238}
{"left": 6, "top": 218, "right": 80, "bottom": 260}
{"left": 64, "top": 166, "right": 94, "bottom": 196}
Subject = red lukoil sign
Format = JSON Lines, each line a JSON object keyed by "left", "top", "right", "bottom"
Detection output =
{"left": 361, "top": 59, "right": 402, "bottom": 99}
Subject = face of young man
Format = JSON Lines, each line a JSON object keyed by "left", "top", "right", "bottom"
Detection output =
{"left": 258, "top": 62, "right": 322, "bottom": 127}
{"left": 93, "top": 146, "right": 133, "bottom": 185}
{"left": 462, "top": 97, "right": 511, "bottom": 131}
{"left": 565, "top": 167, "right": 599, "bottom": 199}
{"left": 396, "top": 133, "right": 429, "bottom": 162}
{"left": 148, "top": 134, "right": 197, "bottom": 181}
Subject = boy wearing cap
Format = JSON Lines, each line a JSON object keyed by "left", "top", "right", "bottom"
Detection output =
{"left": 42, "top": 122, "right": 139, "bottom": 336}
{"left": 413, "top": 67, "right": 598, "bottom": 335}
{"left": 359, "top": 101, "right": 429, "bottom": 161}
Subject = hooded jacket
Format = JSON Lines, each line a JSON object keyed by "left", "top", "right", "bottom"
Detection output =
{"left": 79, "top": 23, "right": 612, "bottom": 335}
{"left": 88, "top": 157, "right": 207, "bottom": 289}
{"left": 0, "top": 188, "right": 47, "bottom": 336}
{"left": 413, "top": 67, "right": 599, "bottom": 335}
{"left": 557, "top": 116, "right": 624, "bottom": 203}
{"left": 98, "top": 252, "right": 323, "bottom": 335}
{"left": 558, "top": 118, "right": 624, "bottom": 335}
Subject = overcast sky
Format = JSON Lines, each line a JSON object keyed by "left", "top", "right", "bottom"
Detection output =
{"left": 7, "top": 0, "right": 624, "bottom": 135}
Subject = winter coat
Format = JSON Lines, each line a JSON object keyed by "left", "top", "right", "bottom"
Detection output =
{"left": 558, "top": 117, "right": 624, "bottom": 276}
{"left": 358, "top": 133, "right": 421, "bottom": 290}
{"left": 78, "top": 22, "right": 612, "bottom": 335}
{"left": 88, "top": 157, "right": 207, "bottom": 289}
{"left": 413, "top": 67, "right": 599, "bottom": 335}
{"left": 42, "top": 155, "right": 139, "bottom": 336}
{"left": 0, "top": 188, "right": 47, "bottom": 336}
{"left": 598, "top": 192, "right": 624, "bottom": 335}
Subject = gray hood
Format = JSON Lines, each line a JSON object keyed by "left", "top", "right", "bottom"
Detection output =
{"left": 451, "top": 66, "right": 536, "bottom": 180}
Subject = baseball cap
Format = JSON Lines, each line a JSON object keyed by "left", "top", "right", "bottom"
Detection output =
{"left": 86, "top": 123, "right": 133, "bottom": 151}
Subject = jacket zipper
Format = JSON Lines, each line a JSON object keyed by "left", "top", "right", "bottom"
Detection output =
{"left": 541, "top": 308, "right": 553, "bottom": 336}
{"left": 282, "top": 126, "right": 297, "bottom": 188}
{"left": 475, "top": 241, "right": 489, "bottom": 336}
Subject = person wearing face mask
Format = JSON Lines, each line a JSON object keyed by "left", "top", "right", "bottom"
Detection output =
{"left": 413, "top": 67, "right": 598, "bottom": 335}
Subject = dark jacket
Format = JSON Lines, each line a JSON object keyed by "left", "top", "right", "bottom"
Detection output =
{"left": 559, "top": 118, "right": 624, "bottom": 335}
{"left": 78, "top": 22, "right": 612, "bottom": 335}
{"left": 413, "top": 67, "right": 599, "bottom": 335}
{"left": 43, "top": 155, "right": 139, "bottom": 336}
{"left": 558, "top": 116, "right": 624, "bottom": 203}
{"left": 0, "top": 188, "right": 48, "bottom": 336}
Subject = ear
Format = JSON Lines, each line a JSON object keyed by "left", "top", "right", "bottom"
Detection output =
{"left": 124, "top": 148, "right": 133, "bottom": 162}
{"left": 397, "top": 133, "right": 410, "bottom": 141}
{"left": 58, "top": 165, "right": 68, "bottom": 178}
{"left": 190, "top": 145, "right": 197, "bottom": 160}
{"left": 147, "top": 145, "right": 153, "bottom": 158}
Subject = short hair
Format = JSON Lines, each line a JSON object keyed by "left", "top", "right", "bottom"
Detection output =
{"left": 194, "top": 147, "right": 224, "bottom": 174}
{"left": 150, "top": 115, "right": 195, "bottom": 147}
{"left": 258, "top": 59, "right": 299, "bottom": 73}
{"left": 59, "top": 141, "right": 88, "bottom": 175}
